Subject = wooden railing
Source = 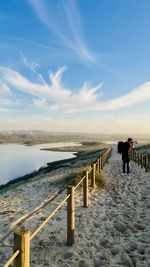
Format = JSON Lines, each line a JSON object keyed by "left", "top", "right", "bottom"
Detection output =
{"left": 3, "top": 147, "right": 112, "bottom": 267}
{"left": 131, "top": 149, "right": 150, "bottom": 172}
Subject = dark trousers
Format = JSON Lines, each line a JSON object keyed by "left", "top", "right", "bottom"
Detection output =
{"left": 123, "top": 160, "right": 130, "bottom": 173}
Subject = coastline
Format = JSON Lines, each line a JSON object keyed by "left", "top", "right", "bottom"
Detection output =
{"left": 0, "top": 142, "right": 107, "bottom": 192}
{"left": 0, "top": 154, "right": 77, "bottom": 192}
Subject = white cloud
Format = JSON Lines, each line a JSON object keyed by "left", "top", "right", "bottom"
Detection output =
{"left": 92, "top": 81, "right": 150, "bottom": 111}
{"left": 0, "top": 66, "right": 102, "bottom": 111}
{"left": 0, "top": 65, "right": 150, "bottom": 113}
{"left": 28, "top": 0, "right": 96, "bottom": 63}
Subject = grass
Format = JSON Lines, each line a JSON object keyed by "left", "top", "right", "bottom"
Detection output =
{"left": 63, "top": 166, "right": 107, "bottom": 191}
{"left": 95, "top": 170, "right": 107, "bottom": 189}
{"left": 63, "top": 168, "right": 85, "bottom": 188}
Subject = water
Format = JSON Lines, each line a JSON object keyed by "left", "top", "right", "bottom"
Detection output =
{"left": 0, "top": 142, "right": 79, "bottom": 186}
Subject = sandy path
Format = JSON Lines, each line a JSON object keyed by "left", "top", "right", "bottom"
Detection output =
{"left": 1, "top": 147, "right": 150, "bottom": 266}
{"left": 30, "top": 147, "right": 150, "bottom": 267}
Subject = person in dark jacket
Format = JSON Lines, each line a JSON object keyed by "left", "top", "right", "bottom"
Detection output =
{"left": 122, "top": 138, "right": 134, "bottom": 173}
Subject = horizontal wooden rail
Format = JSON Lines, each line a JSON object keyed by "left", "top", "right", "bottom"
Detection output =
{"left": 74, "top": 175, "right": 86, "bottom": 190}
{"left": 0, "top": 191, "right": 59, "bottom": 243}
{"left": 30, "top": 194, "right": 70, "bottom": 240}
{"left": 3, "top": 250, "right": 20, "bottom": 267}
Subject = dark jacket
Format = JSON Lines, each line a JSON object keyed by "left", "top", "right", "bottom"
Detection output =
{"left": 122, "top": 141, "right": 133, "bottom": 162}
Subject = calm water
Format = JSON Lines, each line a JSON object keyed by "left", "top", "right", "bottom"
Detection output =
{"left": 0, "top": 142, "right": 79, "bottom": 186}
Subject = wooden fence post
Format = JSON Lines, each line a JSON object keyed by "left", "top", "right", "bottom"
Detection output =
{"left": 14, "top": 227, "right": 30, "bottom": 267}
{"left": 91, "top": 164, "right": 96, "bottom": 188}
{"left": 103, "top": 154, "right": 105, "bottom": 167}
{"left": 145, "top": 155, "right": 149, "bottom": 172}
{"left": 141, "top": 154, "right": 143, "bottom": 168}
{"left": 97, "top": 159, "right": 100, "bottom": 173}
{"left": 67, "top": 186, "right": 75, "bottom": 246}
{"left": 83, "top": 171, "right": 89, "bottom": 208}
{"left": 99, "top": 157, "right": 102, "bottom": 172}
{"left": 138, "top": 153, "right": 140, "bottom": 166}
{"left": 101, "top": 155, "right": 104, "bottom": 170}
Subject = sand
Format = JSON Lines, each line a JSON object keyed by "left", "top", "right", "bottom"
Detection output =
{"left": 0, "top": 147, "right": 150, "bottom": 267}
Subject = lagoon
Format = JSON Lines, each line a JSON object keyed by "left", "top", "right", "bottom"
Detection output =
{"left": 0, "top": 142, "right": 79, "bottom": 186}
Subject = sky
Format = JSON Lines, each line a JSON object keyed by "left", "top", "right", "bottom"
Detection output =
{"left": 0, "top": 0, "right": 150, "bottom": 134}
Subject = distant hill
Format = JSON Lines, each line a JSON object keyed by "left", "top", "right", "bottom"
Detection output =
{"left": 0, "top": 130, "right": 150, "bottom": 145}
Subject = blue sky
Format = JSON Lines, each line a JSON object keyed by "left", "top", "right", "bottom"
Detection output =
{"left": 0, "top": 0, "right": 150, "bottom": 134}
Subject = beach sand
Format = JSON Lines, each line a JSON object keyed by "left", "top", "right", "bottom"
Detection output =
{"left": 0, "top": 147, "right": 150, "bottom": 266}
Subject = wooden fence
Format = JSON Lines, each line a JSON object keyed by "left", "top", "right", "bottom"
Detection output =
{"left": 3, "top": 147, "right": 112, "bottom": 267}
{"left": 131, "top": 149, "right": 150, "bottom": 172}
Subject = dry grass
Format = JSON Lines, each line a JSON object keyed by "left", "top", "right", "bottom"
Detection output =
{"left": 64, "top": 165, "right": 108, "bottom": 190}
{"left": 95, "top": 171, "right": 107, "bottom": 189}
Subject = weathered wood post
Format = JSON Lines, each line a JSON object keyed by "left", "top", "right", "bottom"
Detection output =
{"left": 145, "top": 155, "right": 149, "bottom": 172}
{"left": 99, "top": 157, "right": 102, "bottom": 171}
{"left": 67, "top": 186, "right": 75, "bottom": 246}
{"left": 138, "top": 153, "right": 140, "bottom": 166}
{"left": 141, "top": 154, "right": 144, "bottom": 168}
{"left": 95, "top": 161, "right": 98, "bottom": 173}
{"left": 102, "top": 155, "right": 104, "bottom": 169}
{"left": 103, "top": 154, "right": 105, "bottom": 166}
{"left": 83, "top": 170, "right": 89, "bottom": 208}
{"left": 91, "top": 163, "right": 96, "bottom": 188}
{"left": 97, "top": 160, "right": 99, "bottom": 172}
{"left": 99, "top": 157, "right": 101, "bottom": 171}
{"left": 104, "top": 152, "right": 106, "bottom": 164}
{"left": 14, "top": 227, "right": 30, "bottom": 267}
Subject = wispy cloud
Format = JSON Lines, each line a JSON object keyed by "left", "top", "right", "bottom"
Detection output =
{"left": 20, "top": 52, "right": 40, "bottom": 72}
{"left": 0, "top": 65, "right": 150, "bottom": 112}
{"left": 94, "top": 81, "right": 150, "bottom": 111}
{"left": 0, "top": 66, "right": 101, "bottom": 111}
{"left": 28, "top": 0, "right": 96, "bottom": 63}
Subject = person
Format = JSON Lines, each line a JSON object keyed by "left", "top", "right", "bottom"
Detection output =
{"left": 122, "top": 137, "right": 134, "bottom": 173}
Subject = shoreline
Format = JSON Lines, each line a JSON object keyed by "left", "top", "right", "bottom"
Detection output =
{"left": 0, "top": 143, "right": 106, "bottom": 192}
{"left": 0, "top": 153, "right": 77, "bottom": 192}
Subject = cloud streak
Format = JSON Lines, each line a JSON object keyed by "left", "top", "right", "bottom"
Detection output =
{"left": 0, "top": 66, "right": 150, "bottom": 112}
{"left": 28, "top": 0, "right": 96, "bottom": 63}
{"left": 20, "top": 52, "right": 40, "bottom": 72}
